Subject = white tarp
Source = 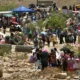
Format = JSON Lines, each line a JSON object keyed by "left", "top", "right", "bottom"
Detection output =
{"left": 0, "top": 11, "right": 12, "bottom": 14}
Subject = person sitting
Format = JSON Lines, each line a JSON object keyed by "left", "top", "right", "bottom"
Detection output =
{"left": 49, "top": 49, "right": 58, "bottom": 67}
{"left": 0, "top": 35, "right": 5, "bottom": 44}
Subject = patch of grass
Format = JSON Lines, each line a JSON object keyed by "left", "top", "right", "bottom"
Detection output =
{"left": 66, "top": 44, "right": 79, "bottom": 55}
{"left": 16, "top": 53, "right": 28, "bottom": 60}
{"left": 0, "top": 44, "right": 12, "bottom": 56}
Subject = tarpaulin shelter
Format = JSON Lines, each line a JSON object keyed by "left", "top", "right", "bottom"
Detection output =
{"left": 3, "top": 14, "right": 13, "bottom": 17}
{"left": 12, "top": 5, "right": 35, "bottom": 12}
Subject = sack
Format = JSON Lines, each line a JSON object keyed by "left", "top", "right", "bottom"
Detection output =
{"left": 30, "top": 55, "right": 37, "bottom": 63}
{"left": 67, "top": 59, "right": 76, "bottom": 71}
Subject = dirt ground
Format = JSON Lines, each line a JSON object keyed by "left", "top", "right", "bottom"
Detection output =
{"left": 0, "top": 42, "right": 79, "bottom": 80}
{"left": 0, "top": 28, "right": 80, "bottom": 80}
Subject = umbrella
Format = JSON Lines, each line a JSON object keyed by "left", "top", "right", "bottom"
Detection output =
{"left": 12, "top": 22, "right": 18, "bottom": 25}
{"left": 40, "top": 32, "right": 47, "bottom": 36}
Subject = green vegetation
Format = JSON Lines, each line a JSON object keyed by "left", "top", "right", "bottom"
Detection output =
{"left": 47, "top": 12, "right": 68, "bottom": 29}
{"left": 28, "top": 12, "right": 69, "bottom": 31}
{"left": 62, "top": 44, "right": 79, "bottom": 56}
{"left": 0, "top": 45, "right": 12, "bottom": 56}
{"left": 28, "top": 19, "right": 45, "bottom": 32}
{"left": 0, "top": 3, "right": 17, "bottom": 11}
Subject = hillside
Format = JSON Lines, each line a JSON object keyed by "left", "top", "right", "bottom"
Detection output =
{"left": 0, "top": 0, "right": 80, "bottom": 10}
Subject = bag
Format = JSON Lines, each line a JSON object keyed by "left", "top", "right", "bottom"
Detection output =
{"left": 67, "top": 59, "right": 76, "bottom": 71}
{"left": 69, "top": 36, "right": 74, "bottom": 41}
{"left": 29, "top": 30, "right": 32, "bottom": 35}
{"left": 30, "top": 53, "right": 37, "bottom": 63}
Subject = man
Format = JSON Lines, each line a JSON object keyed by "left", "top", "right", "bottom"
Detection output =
{"left": 40, "top": 49, "right": 49, "bottom": 70}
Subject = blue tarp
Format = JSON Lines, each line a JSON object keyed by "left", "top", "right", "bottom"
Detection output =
{"left": 12, "top": 6, "right": 35, "bottom": 12}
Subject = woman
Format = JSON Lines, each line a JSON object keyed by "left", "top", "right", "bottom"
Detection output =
{"left": 49, "top": 49, "right": 58, "bottom": 67}
{"left": 50, "top": 34, "right": 57, "bottom": 46}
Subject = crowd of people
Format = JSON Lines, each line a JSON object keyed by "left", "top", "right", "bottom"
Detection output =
{"left": 0, "top": 4, "right": 52, "bottom": 45}
{"left": 0, "top": 3, "right": 80, "bottom": 71}
{"left": 30, "top": 45, "right": 80, "bottom": 71}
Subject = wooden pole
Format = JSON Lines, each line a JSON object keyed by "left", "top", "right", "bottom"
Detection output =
{"left": 37, "top": 0, "right": 38, "bottom": 6}
{"left": 78, "top": 35, "right": 80, "bottom": 54}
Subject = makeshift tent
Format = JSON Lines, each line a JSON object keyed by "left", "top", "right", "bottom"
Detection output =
{"left": 0, "top": 11, "right": 12, "bottom": 14}
{"left": 3, "top": 14, "right": 13, "bottom": 17}
{"left": 12, "top": 5, "right": 35, "bottom": 12}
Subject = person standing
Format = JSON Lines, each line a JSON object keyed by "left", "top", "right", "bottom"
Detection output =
{"left": 49, "top": 49, "right": 58, "bottom": 67}
{"left": 50, "top": 34, "right": 57, "bottom": 46}
{"left": 40, "top": 49, "right": 49, "bottom": 70}
{"left": 2, "top": 17, "right": 7, "bottom": 34}
{"left": 46, "top": 34, "right": 50, "bottom": 47}
{"left": 33, "top": 38, "right": 38, "bottom": 49}
{"left": 59, "top": 31, "right": 64, "bottom": 44}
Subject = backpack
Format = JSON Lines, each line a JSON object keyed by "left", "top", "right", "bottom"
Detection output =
{"left": 30, "top": 54, "right": 37, "bottom": 63}
{"left": 29, "top": 30, "right": 32, "bottom": 35}
{"left": 69, "top": 35, "right": 74, "bottom": 41}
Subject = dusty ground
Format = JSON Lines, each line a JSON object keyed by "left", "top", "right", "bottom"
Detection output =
{"left": 0, "top": 28, "right": 79, "bottom": 80}
{"left": 0, "top": 43, "right": 79, "bottom": 80}
{"left": 0, "top": 0, "right": 80, "bottom": 8}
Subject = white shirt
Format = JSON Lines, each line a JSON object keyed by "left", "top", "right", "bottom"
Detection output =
{"left": 56, "top": 51, "right": 61, "bottom": 59}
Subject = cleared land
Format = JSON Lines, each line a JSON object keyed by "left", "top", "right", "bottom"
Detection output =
{"left": 0, "top": 0, "right": 80, "bottom": 8}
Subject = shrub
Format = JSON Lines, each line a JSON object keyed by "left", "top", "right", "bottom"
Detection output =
{"left": 47, "top": 12, "right": 68, "bottom": 29}
{"left": 0, "top": 44, "right": 12, "bottom": 56}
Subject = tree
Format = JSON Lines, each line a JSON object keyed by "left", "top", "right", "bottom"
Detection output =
{"left": 47, "top": 12, "right": 67, "bottom": 29}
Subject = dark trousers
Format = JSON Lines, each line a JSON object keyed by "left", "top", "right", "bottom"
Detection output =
{"left": 47, "top": 41, "right": 50, "bottom": 46}
{"left": 62, "top": 60, "right": 67, "bottom": 71}
{"left": 57, "top": 59, "right": 61, "bottom": 67}
{"left": 41, "top": 61, "right": 48, "bottom": 70}
{"left": 74, "top": 35, "right": 76, "bottom": 43}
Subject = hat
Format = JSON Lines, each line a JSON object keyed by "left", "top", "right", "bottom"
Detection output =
{"left": 53, "top": 34, "right": 56, "bottom": 36}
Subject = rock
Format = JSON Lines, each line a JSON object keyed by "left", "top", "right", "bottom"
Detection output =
{"left": 3, "top": 73, "right": 11, "bottom": 78}
{"left": 14, "top": 69, "right": 19, "bottom": 72}
{"left": 9, "top": 64, "right": 15, "bottom": 67}
{"left": 74, "top": 76, "right": 80, "bottom": 79}
{"left": 54, "top": 73, "right": 67, "bottom": 79}
{"left": 3, "top": 57, "right": 10, "bottom": 62}
{"left": 34, "top": 70, "right": 41, "bottom": 75}
{"left": 44, "top": 74, "right": 51, "bottom": 79}
{"left": 7, "top": 68, "right": 14, "bottom": 73}
{"left": 66, "top": 76, "right": 70, "bottom": 79}
{"left": 52, "top": 74, "right": 55, "bottom": 78}
{"left": 40, "top": 75, "right": 44, "bottom": 79}
{"left": 25, "top": 63, "right": 31, "bottom": 66}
